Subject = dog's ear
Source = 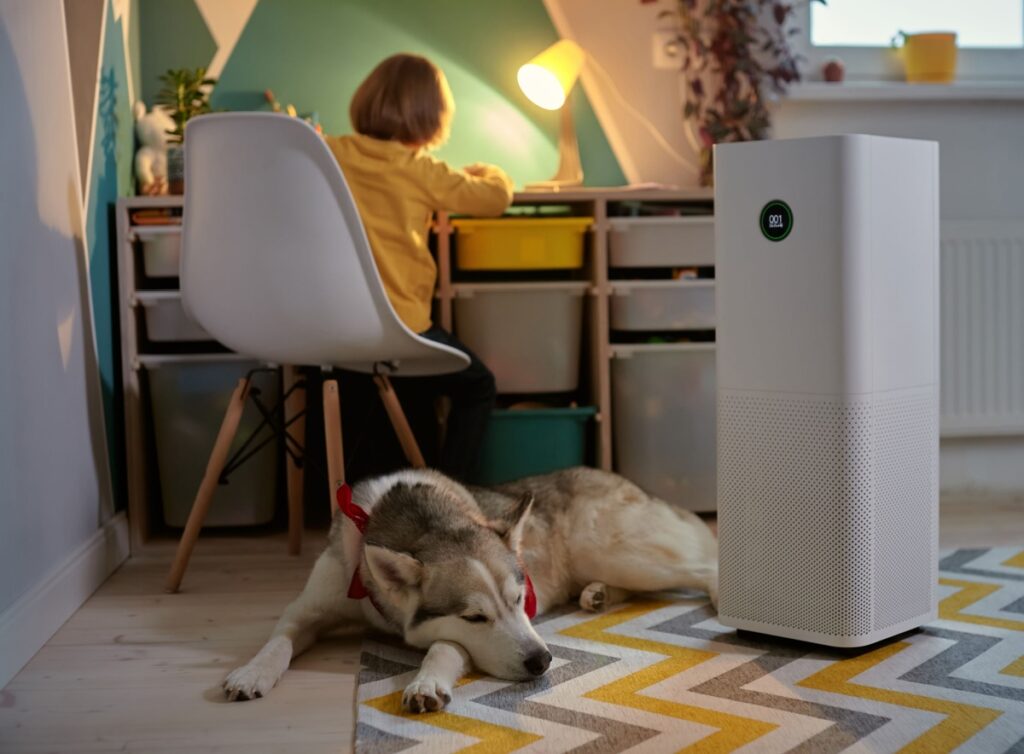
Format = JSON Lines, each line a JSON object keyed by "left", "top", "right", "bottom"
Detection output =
{"left": 363, "top": 545, "right": 423, "bottom": 591}
{"left": 489, "top": 493, "right": 534, "bottom": 553}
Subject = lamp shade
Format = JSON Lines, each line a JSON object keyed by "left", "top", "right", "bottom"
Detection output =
{"left": 517, "top": 39, "right": 584, "bottom": 110}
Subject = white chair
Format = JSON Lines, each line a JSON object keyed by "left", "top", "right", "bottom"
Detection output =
{"left": 165, "top": 112, "right": 469, "bottom": 593}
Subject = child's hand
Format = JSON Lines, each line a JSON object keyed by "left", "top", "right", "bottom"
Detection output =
{"left": 463, "top": 163, "right": 493, "bottom": 177}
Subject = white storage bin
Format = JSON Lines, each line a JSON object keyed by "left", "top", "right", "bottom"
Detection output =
{"left": 612, "top": 343, "right": 716, "bottom": 511}
{"left": 139, "top": 231, "right": 181, "bottom": 278}
{"left": 138, "top": 292, "right": 213, "bottom": 342}
{"left": 609, "top": 216, "right": 714, "bottom": 268}
{"left": 148, "top": 361, "right": 279, "bottom": 527}
{"left": 454, "top": 282, "right": 588, "bottom": 393}
{"left": 610, "top": 280, "right": 715, "bottom": 330}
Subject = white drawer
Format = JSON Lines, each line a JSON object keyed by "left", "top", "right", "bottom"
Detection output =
{"left": 612, "top": 343, "right": 717, "bottom": 511}
{"left": 610, "top": 280, "right": 715, "bottom": 330}
{"left": 138, "top": 293, "right": 212, "bottom": 342}
{"left": 453, "top": 282, "right": 588, "bottom": 393}
{"left": 609, "top": 216, "right": 714, "bottom": 268}
{"left": 140, "top": 232, "right": 181, "bottom": 278}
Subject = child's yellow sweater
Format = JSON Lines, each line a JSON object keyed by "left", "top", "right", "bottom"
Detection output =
{"left": 326, "top": 134, "right": 514, "bottom": 333}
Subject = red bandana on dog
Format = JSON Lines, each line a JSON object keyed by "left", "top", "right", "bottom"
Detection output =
{"left": 336, "top": 484, "right": 537, "bottom": 620}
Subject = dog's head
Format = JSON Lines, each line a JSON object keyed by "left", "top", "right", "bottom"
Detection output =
{"left": 360, "top": 477, "right": 551, "bottom": 681}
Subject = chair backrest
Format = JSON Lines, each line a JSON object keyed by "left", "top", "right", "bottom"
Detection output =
{"left": 181, "top": 112, "right": 467, "bottom": 375}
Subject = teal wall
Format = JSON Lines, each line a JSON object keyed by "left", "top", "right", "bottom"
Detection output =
{"left": 138, "top": 0, "right": 625, "bottom": 187}
{"left": 128, "top": 0, "right": 142, "bottom": 108}
{"left": 139, "top": 0, "right": 214, "bottom": 109}
{"left": 86, "top": 0, "right": 136, "bottom": 509}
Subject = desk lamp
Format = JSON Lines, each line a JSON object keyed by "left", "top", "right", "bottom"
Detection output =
{"left": 517, "top": 40, "right": 585, "bottom": 189}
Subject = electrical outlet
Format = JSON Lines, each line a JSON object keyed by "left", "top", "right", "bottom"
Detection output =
{"left": 652, "top": 29, "right": 681, "bottom": 70}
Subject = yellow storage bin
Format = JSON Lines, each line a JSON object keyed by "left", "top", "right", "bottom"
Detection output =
{"left": 452, "top": 217, "right": 591, "bottom": 270}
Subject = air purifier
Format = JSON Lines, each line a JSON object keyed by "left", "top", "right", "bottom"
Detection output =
{"left": 714, "top": 134, "right": 939, "bottom": 647}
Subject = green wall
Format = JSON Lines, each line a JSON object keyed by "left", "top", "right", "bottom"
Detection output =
{"left": 138, "top": 0, "right": 625, "bottom": 187}
{"left": 139, "top": 0, "right": 214, "bottom": 109}
{"left": 85, "top": 0, "right": 136, "bottom": 509}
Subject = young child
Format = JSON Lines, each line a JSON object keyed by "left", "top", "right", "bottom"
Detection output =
{"left": 325, "top": 53, "right": 514, "bottom": 481}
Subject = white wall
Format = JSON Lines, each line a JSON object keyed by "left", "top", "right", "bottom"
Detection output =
{"left": 0, "top": 0, "right": 126, "bottom": 687}
{"left": 546, "top": 0, "right": 701, "bottom": 186}
{"left": 773, "top": 99, "right": 1024, "bottom": 222}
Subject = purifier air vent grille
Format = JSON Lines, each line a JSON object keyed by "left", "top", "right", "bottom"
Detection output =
{"left": 718, "top": 395, "right": 876, "bottom": 638}
{"left": 873, "top": 392, "right": 937, "bottom": 630}
{"left": 719, "top": 391, "right": 938, "bottom": 640}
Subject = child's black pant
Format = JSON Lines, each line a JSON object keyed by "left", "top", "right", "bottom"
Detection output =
{"left": 405, "top": 325, "right": 496, "bottom": 481}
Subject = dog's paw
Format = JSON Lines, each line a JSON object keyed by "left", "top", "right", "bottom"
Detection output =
{"left": 707, "top": 573, "right": 720, "bottom": 611}
{"left": 223, "top": 661, "right": 282, "bottom": 702}
{"left": 403, "top": 676, "right": 453, "bottom": 713}
{"left": 580, "top": 582, "right": 607, "bottom": 612}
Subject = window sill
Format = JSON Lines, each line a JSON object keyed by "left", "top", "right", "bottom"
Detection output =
{"left": 783, "top": 81, "right": 1024, "bottom": 103}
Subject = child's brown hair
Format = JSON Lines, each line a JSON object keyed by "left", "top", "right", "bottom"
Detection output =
{"left": 350, "top": 54, "right": 453, "bottom": 149}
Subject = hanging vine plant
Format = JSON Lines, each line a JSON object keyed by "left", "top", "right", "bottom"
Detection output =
{"left": 650, "top": 0, "right": 825, "bottom": 185}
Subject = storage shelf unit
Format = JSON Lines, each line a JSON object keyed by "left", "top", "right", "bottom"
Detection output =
{"left": 436, "top": 187, "right": 714, "bottom": 486}
{"left": 117, "top": 196, "right": 288, "bottom": 548}
{"left": 118, "top": 188, "right": 715, "bottom": 546}
{"left": 118, "top": 196, "right": 181, "bottom": 547}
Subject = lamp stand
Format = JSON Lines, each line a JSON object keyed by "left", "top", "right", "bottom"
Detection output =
{"left": 526, "top": 104, "right": 583, "bottom": 191}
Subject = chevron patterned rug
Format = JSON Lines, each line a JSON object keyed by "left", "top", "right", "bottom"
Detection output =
{"left": 355, "top": 548, "right": 1024, "bottom": 753}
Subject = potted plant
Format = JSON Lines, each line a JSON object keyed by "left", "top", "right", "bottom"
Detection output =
{"left": 155, "top": 67, "right": 217, "bottom": 194}
{"left": 656, "top": 0, "right": 824, "bottom": 185}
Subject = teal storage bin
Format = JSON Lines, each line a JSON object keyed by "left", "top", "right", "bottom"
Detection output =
{"left": 473, "top": 406, "right": 597, "bottom": 485}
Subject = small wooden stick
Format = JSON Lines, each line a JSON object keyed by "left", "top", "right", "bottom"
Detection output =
{"left": 374, "top": 374, "right": 426, "bottom": 468}
{"left": 283, "top": 365, "right": 306, "bottom": 555}
{"left": 322, "top": 379, "right": 346, "bottom": 517}
{"left": 166, "top": 378, "right": 250, "bottom": 593}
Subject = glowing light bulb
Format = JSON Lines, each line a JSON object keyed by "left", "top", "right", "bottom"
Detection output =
{"left": 516, "top": 40, "right": 584, "bottom": 111}
{"left": 517, "top": 64, "right": 566, "bottom": 110}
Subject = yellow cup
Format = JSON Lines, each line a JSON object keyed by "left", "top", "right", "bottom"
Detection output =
{"left": 895, "top": 31, "right": 958, "bottom": 83}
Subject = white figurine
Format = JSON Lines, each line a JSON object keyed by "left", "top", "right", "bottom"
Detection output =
{"left": 133, "top": 101, "right": 174, "bottom": 195}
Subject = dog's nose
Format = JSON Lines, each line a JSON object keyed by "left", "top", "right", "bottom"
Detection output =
{"left": 524, "top": 650, "right": 552, "bottom": 677}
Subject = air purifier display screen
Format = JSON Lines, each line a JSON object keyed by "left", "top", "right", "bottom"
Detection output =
{"left": 759, "top": 199, "right": 793, "bottom": 241}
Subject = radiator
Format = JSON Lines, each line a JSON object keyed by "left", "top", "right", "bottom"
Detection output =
{"left": 941, "top": 221, "right": 1024, "bottom": 437}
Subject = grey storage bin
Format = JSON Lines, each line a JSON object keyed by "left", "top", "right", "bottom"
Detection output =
{"left": 138, "top": 292, "right": 213, "bottom": 342}
{"left": 612, "top": 343, "right": 716, "bottom": 511}
{"left": 148, "top": 360, "right": 278, "bottom": 527}
{"left": 611, "top": 280, "right": 715, "bottom": 330}
{"left": 454, "top": 282, "right": 588, "bottom": 393}
{"left": 139, "top": 231, "right": 181, "bottom": 278}
{"left": 609, "top": 217, "right": 714, "bottom": 267}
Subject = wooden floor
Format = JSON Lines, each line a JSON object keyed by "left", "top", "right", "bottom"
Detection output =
{"left": 1, "top": 496, "right": 1022, "bottom": 754}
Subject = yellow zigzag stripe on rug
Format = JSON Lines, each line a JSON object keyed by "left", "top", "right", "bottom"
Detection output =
{"left": 799, "top": 640, "right": 1001, "bottom": 754}
{"left": 939, "top": 578, "right": 1024, "bottom": 632}
{"left": 1001, "top": 655, "right": 1024, "bottom": 677}
{"left": 362, "top": 676, "right": 541, "bottom": 754}
{"left": 561, "top": 600, "right": 777, "bottom": 753}
{"left": 1001, "top": 550, "right": 1024, "bottom": 568}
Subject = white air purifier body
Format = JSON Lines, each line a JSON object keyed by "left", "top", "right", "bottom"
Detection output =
{"left": 714, "top": 134, "right": 939, "bottom": 647}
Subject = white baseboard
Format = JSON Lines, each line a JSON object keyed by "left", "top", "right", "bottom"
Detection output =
{"left": 941, "top": 437, "right": 1024, "bottom": 496}
{"left": 0, "top": 512, "right": 130, "bottom": 687}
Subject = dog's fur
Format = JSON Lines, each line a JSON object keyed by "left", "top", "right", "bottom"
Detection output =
{"left": 223, "top": 467, "right": 718, "bottom": 711}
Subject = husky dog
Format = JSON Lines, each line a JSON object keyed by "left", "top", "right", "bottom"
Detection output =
{"left": 223, "top": 467, "right": 718, "bottom": 711}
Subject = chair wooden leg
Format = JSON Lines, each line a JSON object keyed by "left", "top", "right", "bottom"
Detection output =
{"left": 323, "top": 379, "right": 345, "bottom": 516}
{"left": 283, "top": 365, "right": 306, "bottom": 556}
{"left": 165, "top": 378, "right": 250, "bottom": 593}
{"left": 374, "top": 374, "right": 426, "bottom": 468}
